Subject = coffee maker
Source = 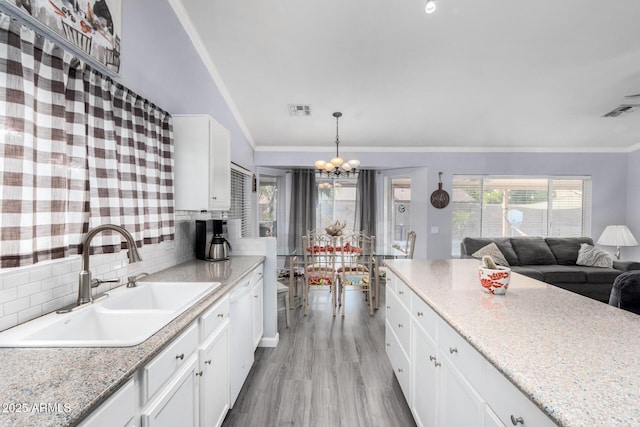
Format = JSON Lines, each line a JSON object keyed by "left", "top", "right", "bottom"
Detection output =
{"left": 195, "top": 219, "right": 231, "bottom": 261}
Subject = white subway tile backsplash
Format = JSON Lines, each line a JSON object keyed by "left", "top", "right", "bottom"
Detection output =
{"left": 29, "top": 266, "right": 52, "bottom": 282}
{"left": 0, "top": 314, "right": 17, "bottom": 331}
{"left": 51, "top": 261, "right": 72, "bottom": 277}
{"left": 1, "top": 271, "right": 30, "bottom": 289}
{"left": 17, "top": 281, "right": 41, "bottom": 298}
{"left": 4, "top": 297, "right": 30, "bottom": 316}
{"left": 52, "top": 284, "right": 73, "bottom": 299}
{"left": 0, "top": 288, "right": 17, "bottom": 304}
{"left": 30, "top": 290, "right": 53, "bottom": 306}
{"left": 18, "top": 305, "right": 42, "bottom": 324}
{"left": 41, "top": 276, "right": 63, "bottom": 291}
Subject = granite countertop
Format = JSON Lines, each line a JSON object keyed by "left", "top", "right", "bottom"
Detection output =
{"left": 0, "top": 256, "right": 264, "bottom": 427}
{"left": 384, "top": 258, "right": 640, "bottom": 427}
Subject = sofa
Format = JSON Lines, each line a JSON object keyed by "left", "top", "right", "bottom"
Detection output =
{"left": 460, "top": 236, "right": 640, "bottom": 303}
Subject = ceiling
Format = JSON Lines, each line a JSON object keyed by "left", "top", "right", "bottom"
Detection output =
{"left": 176, "top": 0, "right": 640, "bottom": 152}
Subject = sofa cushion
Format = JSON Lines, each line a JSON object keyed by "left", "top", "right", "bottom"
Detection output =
{"left": 576, "top": 244, "right": 613, "bottom": 268}
{"left": 510, "top": 237, "right": 557, "bottom": 265}
{"left": 581, "top": 266, "right": 622, "bottom": 284}
{"left": 471, "top": 243, "right": 510, "bottom": 266}
{"left": 510, "top": 266, "right": 544, "bottom": 281}
{"left": 525, "top": 265, "right": 586, "bottom": 284}
{"left": 545, "top": 237, "right": 594, "bottom": 265}
{"left": 461, "top": 238, "right": 520, "bottom": 266}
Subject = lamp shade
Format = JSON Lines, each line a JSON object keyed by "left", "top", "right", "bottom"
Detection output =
{"left": 597, "top": 225, "right": 638, "bottom": 247}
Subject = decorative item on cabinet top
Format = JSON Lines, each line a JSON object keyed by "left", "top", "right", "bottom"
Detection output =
{"left": 430, "top": 172, "right": 450, "bottom": 209}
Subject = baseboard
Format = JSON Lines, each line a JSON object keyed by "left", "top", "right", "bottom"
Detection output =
{"left": 258, "top": 333, "right": 279, "bottom": 348}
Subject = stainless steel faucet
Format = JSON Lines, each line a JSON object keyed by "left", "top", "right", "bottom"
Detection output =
{"left": 57, "top": 224, "right": 142, "bottom": 313}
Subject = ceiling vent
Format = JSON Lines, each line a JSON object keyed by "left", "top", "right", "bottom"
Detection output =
{"left": 288, "top": 105, "right": 311, "bottom": 116}
{"left": 603, "top": 104, "right": 640, "bottom": 117}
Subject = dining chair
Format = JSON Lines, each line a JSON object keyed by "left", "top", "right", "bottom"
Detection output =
{"left": 302, "top": 233, "right": 339, "bottom": 316}
{"left": 337, "top": 233, "right": 375, "bottom": 316}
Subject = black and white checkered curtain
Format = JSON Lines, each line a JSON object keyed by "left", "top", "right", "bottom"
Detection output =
{"left": 0, "top": 12, "right": 174, "bottom": 268}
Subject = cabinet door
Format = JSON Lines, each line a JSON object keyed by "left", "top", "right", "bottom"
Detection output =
{"left": 485, "top": 406, "right": 506, "bottom": 427}
{"left": 200, "top": 325, "right": 230, "bottom": 427}
{"left": 439, "top": 354, "right": 484, "bottom": 427}
{"left": 79, "top": 378, "right": 136, "bottom": 427}
{"left": 173, "top": 115, "right": 230, "bottom": 211}
{"left": 411, "top": 324, "right": 438, "bottom": 427}
{"left": 142, "top": 356, "right": 199, "bottom": 427}
{"left": 251, "top": 278, "right": 264, "bottom": 349}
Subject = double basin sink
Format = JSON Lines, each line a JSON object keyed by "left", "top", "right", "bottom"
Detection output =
{"left": 0, "top": 281, "right": 220, "bottom": 347}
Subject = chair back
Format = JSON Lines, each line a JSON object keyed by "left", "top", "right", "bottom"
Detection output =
{"left": 338, "top": 233, "right": 375, "bottom": 287}
{"left": 302, "top": 233, "right": 338, "bottom": 287}
{"left": 406, "top": 231, "right": 416, "bottom": 259}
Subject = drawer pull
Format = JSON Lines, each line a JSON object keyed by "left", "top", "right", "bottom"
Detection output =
{"left": 398, "top": 368, "right": 403, "bottom": 373}
{"left": 398, "top": 290, "right": 404, "bottom": 295}
{"left": 416, "top": 311, "right": 424, "bottom": 317}
{"left": 449, "top": 347, "right": 458, "bottom": 354}
{"left": 254, "top": 295, "right": 259, "bottom": 298}
{"left": 433, "top": 360, "right": 441, "bottom": 367}
{"left": 429, "top": 355, "right": 437, "bottom": 362}
{"left": 386, "top": 342, "right": 391, "bottom": 347}
{"left": 176, "top": 354, "right": 185, "bottom": 360}
{"left": 510, "top": 415, "right": 524, "bottom": 425}
{"left": 386, "top": 305, "right": 391, "bottom": 309}
{"left": 204, "top": 359, "right": 212, "bottom": 365}
{"left": 217, "top": 313, "right": 224, "bottom": 318}
{"left": 196, "top": 371, "right": 203, "bottom": 377}
{"left": 398, "top": 323, "right": 403, "bottom": 328}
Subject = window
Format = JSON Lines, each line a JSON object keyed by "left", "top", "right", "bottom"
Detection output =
{"left": 316, "top": 177, "right": 357, "bottom": 230}
{"left": 451, "top": 176, "right": 592, "bottom": 256}
{"left": 259, "top": 176, "right": 277, "bottom": 237}
{"left": 229, "top": 166, "right": 253, "bottom": 237}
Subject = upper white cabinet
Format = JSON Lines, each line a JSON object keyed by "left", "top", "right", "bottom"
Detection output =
{"left": 173, "top": 115, "right": 231, "bottom": 211}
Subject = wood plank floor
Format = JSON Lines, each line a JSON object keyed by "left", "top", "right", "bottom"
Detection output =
{"left": 222, "top": 282, "right": 417, "bottom": 427}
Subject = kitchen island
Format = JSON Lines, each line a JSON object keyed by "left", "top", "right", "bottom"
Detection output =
{"left": 384, "top": 258, "right": 640, "bottom": 426}
{"left": 0, "top": 256, "right": 264, "bottom": 427}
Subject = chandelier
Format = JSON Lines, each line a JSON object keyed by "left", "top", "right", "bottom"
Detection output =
{"left": 314, "top": 112, "right": 360, "bottom": 177}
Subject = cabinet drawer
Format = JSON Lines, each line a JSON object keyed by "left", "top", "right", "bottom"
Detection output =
{"left": 396, "top": 279, "right": 412, "bottom": 310}
{"left": 250, "top": 264, "right": 264, "bottom": 286}
{"left": 485, "top": 364, "right": 557, "bottom": 427}
{"left": 79, "top": 378, "right": 136, "bottom": 427}
{"left": 386, "top": 322, "right": 411, "bottom": 402}
{"left": 385, "top": 289, "right": 411, "bottom": 355}
{"left": 144, "top": 322, "right": 199, "bottom": 401}
{"left": 385, "top": 271, "right": 397, "bottom": 293}
{"left": 411, "top": 293, "right": 438, "bottom": 339}
{"left": 201, "top": 295, "right": 230, "bottom": 340}
{"left": 437, "top": 318, "right": 485, "bottom": 394}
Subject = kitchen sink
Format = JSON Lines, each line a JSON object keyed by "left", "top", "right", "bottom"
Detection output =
{"left": 0, "top": 281, "right": 220, "bottom": 347}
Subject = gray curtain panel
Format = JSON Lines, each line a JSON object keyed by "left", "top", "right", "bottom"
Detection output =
{"left": 355, "top": 169, "right": 377, "bottom": 237}
{"left": 0, "top": 12, "right": 174, "bottom": 268}
{"left": 288, "top": 169, "right": 317, "bottom": 253}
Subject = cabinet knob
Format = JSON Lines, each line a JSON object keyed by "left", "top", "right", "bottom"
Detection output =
{"left": 416, "top": 311, "right": 424, "bottom": 317}
{"left": 449, "top": 347, "right": 458, "bottom": 354}
{"left": 386, "top": 342, "right": 391, "bottom": 347}
{"left": 176, "top": 353, "right": 185, "bottom": 360}
{"left": 386, "top": 305, "right": 391, "bottom": 310}
{"left": 429, "top": 355, "right": 437, "bottom": 362}
{"left": 510, "top": 415, "right": 524, "bottom": 425}
{"left": 217, "top": 313, "right": 224, "bottom": 318}
{"left": 398, "top": 323, "right": 403, "bottom": 328}
{"left": 398, "top": 368, "right": 403, "bottom": 373}
{"left": 205, "top": 359, "right": 212, "bottom": 365}
{"left": 398, "top": 290, "right": 404, "bottom": 295}
{"left": 254, "top": 295, "right": 259, "bottom": 298}
{"left": 196, "top": 371, "right": 203, "bottom": 377}
{"left": 433, "top": 361, "right": 441, "bottom": 368}
{"left": 212, "top": 196, "right": 217, "bottom": 200}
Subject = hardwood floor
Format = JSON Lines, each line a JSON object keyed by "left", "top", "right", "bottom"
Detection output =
{"left": 222, "top": 282, "right": 417, "bottom": 427}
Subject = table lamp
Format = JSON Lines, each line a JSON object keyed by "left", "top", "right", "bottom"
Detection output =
{"left": 596, "top": 225, "right": 638, "bottom": 260}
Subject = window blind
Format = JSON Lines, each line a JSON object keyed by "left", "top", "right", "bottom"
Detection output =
{"left": 229, "top": 165, "right": 253, "bottom": 237}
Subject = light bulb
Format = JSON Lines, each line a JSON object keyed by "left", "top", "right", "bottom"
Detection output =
{"left": 425, "top": 0, "right": 436, "bottom": 13}
{"left": 330, "top": 157, "right": 344, "bottom": 167}
{"left": 325, "top": 163, "right": 335, "bottom": 172}
{"left": 347, "top": 159, "right": 360, "bottom": 169}
{"left": 314, "top": 160, "right": 327, "bottom": 170}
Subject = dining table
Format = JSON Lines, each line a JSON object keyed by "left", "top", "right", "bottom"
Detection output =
{"left": 277, "top": 241, "right": 408, "bottom": 311}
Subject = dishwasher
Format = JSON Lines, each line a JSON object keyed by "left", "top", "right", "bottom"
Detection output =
{"left": 229, "top": 280, "right": 254, "bottom": 408}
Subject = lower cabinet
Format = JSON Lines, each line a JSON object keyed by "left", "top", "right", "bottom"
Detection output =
{"left": 199, "top": 321, "right": 230, "bottom": 427}
{"left": 386, "top": 270, "right": 558, "bottom": 427}
{"left": 250, "top": 266, "right": 264, "bottom": 349}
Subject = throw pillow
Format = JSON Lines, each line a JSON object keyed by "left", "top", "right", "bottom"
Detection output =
{"left": 472, "top": 243, "right": 510, "bottom": 266}
{"left": 576, "top": 243, "right": 613, "bottom": 268}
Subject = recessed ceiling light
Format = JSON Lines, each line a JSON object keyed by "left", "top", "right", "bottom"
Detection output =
{"left": 425, "top": 0, "right": 436, "bottom": 13}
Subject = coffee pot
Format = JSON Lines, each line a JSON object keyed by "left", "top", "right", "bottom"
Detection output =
{"left": 209, "top": 235, "right": 231, "bottom": 261}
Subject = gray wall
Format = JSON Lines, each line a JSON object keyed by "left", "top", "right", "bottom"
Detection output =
{"left": 118, "top": 0, "right": 255, "bottom": 171}
{"left": 627, "top": 149, "right": 640, "bottom": 261}
{"left": 256, "top": 149, "right": 635, "bottom": 259}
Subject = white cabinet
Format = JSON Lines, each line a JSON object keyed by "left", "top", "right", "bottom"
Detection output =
{"left": 251, "top": 272, "right": 264, "bottom": 350}
{"left": 142, "top": 355, "right": 199, "bottom": 427}
{"left": 229, "top": 277, "right": 254, "bottom": 407}
{"left": 199, "top": 323, "right": 229, "bottom": 427}
{"left": 385, "top": 270, "right": 558, "bottom": 427}
{"left": 79, "top": 378, "right": 136, "bottom": 427}
{"left": 173, "top": 115, "right": 231, "bottom": 211}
